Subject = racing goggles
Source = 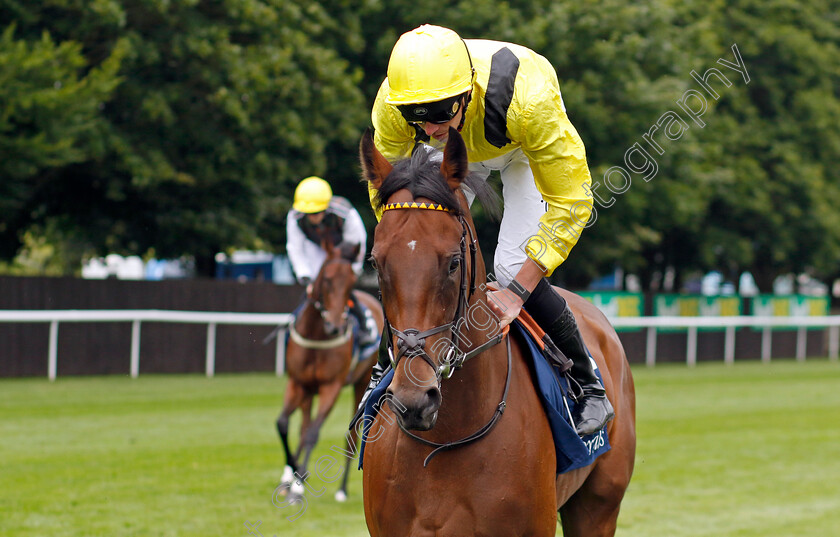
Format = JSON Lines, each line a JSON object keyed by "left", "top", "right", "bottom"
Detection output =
{"left": 397, "top": 94, "right": 464, "bottom": 125}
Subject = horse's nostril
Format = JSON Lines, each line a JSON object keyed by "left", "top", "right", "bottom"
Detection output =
{"left": 385, "top": 389, "right": 404, "bottom": 414}
{"left": 425, "top": 388, "right": 441, "bottom": 409}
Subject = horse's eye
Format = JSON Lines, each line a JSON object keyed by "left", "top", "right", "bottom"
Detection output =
{"left": 448, "top": 257, "right": 461, "bottom": 274}
{"left": 369, "top": 257, "right": 378, "bottom": 271}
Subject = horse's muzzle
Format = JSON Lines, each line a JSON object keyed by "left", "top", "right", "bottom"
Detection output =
{"left": 323, "top": 321, "right": 342, "bottom": 337}
{"left": 386, "top": 386, "right": 441, "bottom": 431}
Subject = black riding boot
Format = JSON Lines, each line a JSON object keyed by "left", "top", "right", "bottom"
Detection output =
{"left": 524, "top": 279, "right": 615, "bottom": 436}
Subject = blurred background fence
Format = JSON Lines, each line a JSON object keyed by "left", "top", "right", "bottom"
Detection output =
{"left": 0, "top": 276, "right": 303, "bottom": 377}
{"left": 1, "top": 277, "right": 836, "bottom": 378}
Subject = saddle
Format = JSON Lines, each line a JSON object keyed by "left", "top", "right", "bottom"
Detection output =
{"left": 507, "top": 315, "right": 611, "bottom": 473}
{"left": 514, "top": 309, "right": 574, "bottom": 375}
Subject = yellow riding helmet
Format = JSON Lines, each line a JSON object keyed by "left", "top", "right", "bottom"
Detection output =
{"left": 385, "top": 25, "right": 475, "bottom": 105}
{"left": 293, "top": 176, "right": 332, "bottom": 213}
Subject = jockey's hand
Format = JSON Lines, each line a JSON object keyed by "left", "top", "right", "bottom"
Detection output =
{"left": 486, "top": 284, "right": 525, "bottom": 329}
{"left": 486, "top": 259, "right": 545, "bottom": 328}
{"left": 306, "top": 283, "right": 314, "bottom": 298}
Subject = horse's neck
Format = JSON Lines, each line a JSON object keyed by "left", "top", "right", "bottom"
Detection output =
{"left": 438, "top": 292, "right": 508, "bottom": 423}
{"left": 295, "top": 301, "right": 326, "bottom": 338}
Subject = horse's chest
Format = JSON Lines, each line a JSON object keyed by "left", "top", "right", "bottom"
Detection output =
{"left": 384, "top": 496, "right": 542, "bottom": 537}
{"left": 371, "top": 461, "right": 549, "bottom": 536}
{"left": 288, "top": 349, "right": 348, "bottom": 384}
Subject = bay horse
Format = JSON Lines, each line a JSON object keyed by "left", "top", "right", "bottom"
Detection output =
{"left": 276, "top": 239, "right": 384, "bottom": 502}
{"left": 359, "top": 128, "right": 636, "bottom": 536}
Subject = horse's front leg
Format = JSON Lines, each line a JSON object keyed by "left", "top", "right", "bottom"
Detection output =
{"left": 335, "top": 378, "right": 368, "bottom": 502}
{"left": 276, "top": 380, "right": 306, "bottom": 502}
{"left": 294, "top": 397, "right": 313, "bottom": 462}
{"left": 297, "top": 380, "right": 344, "bottom": 479}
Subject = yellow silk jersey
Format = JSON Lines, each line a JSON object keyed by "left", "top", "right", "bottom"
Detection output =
{"left": 371, "top": 39, "right": 593, "bottom": 275}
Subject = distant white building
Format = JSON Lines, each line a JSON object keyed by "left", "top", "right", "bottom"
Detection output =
{"left": 82, "top": 255, "right": 192, "bottom": 280}
{"left": 214, "top": 251, "right": 295, "bottom": 284}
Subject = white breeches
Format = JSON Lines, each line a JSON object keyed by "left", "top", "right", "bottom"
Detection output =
{"left": 467, "top": 148, "right": 545, "bottom": 287}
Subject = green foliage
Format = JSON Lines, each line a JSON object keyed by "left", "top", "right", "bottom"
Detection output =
{"left": 1, "top": 0, "right": 366, "bottom": 275}
{"left": 0, "top": 23, "right": 123, "bottom": 261}
{"left": 689, "top": 0, "right": 840, "bottom": 289}
{"left": 1, "top": 0, "right": 839, "bottom": 286}
{"left": 0, "top": 229, "right": 69, "bottom": 275}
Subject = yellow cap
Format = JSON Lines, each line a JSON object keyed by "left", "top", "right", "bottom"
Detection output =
{"left": 385, "top": 25, "right": 475, "bottom": 105}
{"left": 293, "top": 176, "right": 332, "bottom": 213}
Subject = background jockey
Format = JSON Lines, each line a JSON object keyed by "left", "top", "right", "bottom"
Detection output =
{"left": 286, "top": 176, "right": 374, "bottom": 343}
{"left": 361, "top": 25, "right": 613, "bottom": 437}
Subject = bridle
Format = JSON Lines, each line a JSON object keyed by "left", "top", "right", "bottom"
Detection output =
{"left": 291, "top": 258, "right": 354, "bottom": 349}
{"left": 380, "top": 200, "right": 510, "bottom": 466}
{"left": 380, "top": 201, "right": 504, "bottom": 380}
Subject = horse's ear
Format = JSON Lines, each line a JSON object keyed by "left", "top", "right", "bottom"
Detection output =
{"left": 321, "top": 238, "right": 336, "bottom": 258}
{"left": 360, "top": 128, "right": 392, "bottom": 190}
{"left": 339, "top": 241, "right": 361, "bottom": 262}
{"left": 441, "top": 127, "right": 469, "bottom": 191}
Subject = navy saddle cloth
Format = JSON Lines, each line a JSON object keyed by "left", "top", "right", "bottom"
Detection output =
{"left": 359, "top": 319, "right": 610, "bottom": 474}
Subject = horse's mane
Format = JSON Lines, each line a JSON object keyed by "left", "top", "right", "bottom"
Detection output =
{"left": 372, "top": 145, "right": 501, "bottom": 220}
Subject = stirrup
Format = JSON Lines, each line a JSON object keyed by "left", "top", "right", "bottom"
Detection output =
{"left": 572, "top": 392, "right": 614, "bottom": 436}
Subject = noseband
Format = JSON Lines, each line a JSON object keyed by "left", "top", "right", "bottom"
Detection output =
{"left": 380, "top": 200, "right": 510, "bottom": 466}
{"left": 380, "top": 202, "right": 503, "bottom": 381}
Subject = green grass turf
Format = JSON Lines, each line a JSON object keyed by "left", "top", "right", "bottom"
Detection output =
{"left": 1, "top": 358, "right": 838, "bottom": 536}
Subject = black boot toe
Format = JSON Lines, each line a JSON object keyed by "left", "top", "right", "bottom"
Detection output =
{"left": 573, "top": 394, "right": 615, "bottom": 436}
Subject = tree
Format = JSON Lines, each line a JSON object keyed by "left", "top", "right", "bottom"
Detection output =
{"left": 4, "top": 0, "right": 839, "bottom": 291}
{"left": 677, "top": 0, "right": 840, "bottom": 290}
{"left": 0, "top": 23, "right": 123, "bottom": 265}
{"left": 1, "top": 0, "right": 367, "bottom": 276}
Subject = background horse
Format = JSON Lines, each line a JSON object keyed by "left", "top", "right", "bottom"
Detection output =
{"left": 359, "top": 128, "right": 636, "bottom": 536}
{"left": 276, "top": 239, "right": 384, "bottom": 502}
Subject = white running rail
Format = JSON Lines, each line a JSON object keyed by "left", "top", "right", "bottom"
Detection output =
{"left": 0, "top": 310, "right": 292, "bottom": 381}
{"left": 0, "top": 311, "right": 837, "bottom": 380}
{"left": 609, "top": 315, "right": 840, "bottom": 367}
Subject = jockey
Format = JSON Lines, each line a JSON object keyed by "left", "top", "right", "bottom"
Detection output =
{"left": 286, "top": 176, "right": 374, "bottom": 343}
{"left": 360, "top": 25, "right": 613, "bottom": 436}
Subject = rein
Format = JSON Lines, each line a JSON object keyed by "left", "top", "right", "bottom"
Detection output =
{"left": 380, "top": 200, "right": 508, "bottom": 465}
{"left": 398, "top": 334, "right": 511, "bottom": 467}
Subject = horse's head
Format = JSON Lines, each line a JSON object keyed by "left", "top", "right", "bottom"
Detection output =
{"left": 311, "top": 239, "right": 359, "bottom": 336}
{"left": 361, "top": 127, "right": 499, "bottom": 431}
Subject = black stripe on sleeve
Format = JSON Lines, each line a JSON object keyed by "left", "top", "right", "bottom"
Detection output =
{"left": 484, "top": 47, "right": 520, "bottom": 148}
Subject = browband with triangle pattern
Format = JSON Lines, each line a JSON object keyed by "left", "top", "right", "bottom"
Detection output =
{"left": 382, "top": 201, "right": 453, "bottom": 213}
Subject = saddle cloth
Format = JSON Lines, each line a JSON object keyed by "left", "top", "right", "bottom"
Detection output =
{"left": 358, "top": 318, "right": 610, "bottom": 474}
{"left": 349, "top": 292, "right": 380, "bottom": 364}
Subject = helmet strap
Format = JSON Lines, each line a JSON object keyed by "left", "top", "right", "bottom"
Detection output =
{"left": 456, "top": 93, "right": 471, "bottom": 132}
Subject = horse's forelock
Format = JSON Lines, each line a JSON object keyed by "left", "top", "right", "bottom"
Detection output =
{"left": 374, "top": 147, "right": 462, "bottom": 213}
{"left": 373, "top": 145, "right": 501, "bottom": 221}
